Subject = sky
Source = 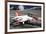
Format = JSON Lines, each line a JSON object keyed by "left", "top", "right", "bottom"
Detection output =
{"left": 10, "top": 5, "right": 41, "bottom": 11}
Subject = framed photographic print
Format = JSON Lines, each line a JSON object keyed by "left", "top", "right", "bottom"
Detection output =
{"left": 5, "top": 1, "right": 45, "bottom": 34}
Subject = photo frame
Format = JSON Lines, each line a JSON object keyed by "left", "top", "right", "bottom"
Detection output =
{"left": 5, "top": 0, "right": 45, "bottom": 34}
